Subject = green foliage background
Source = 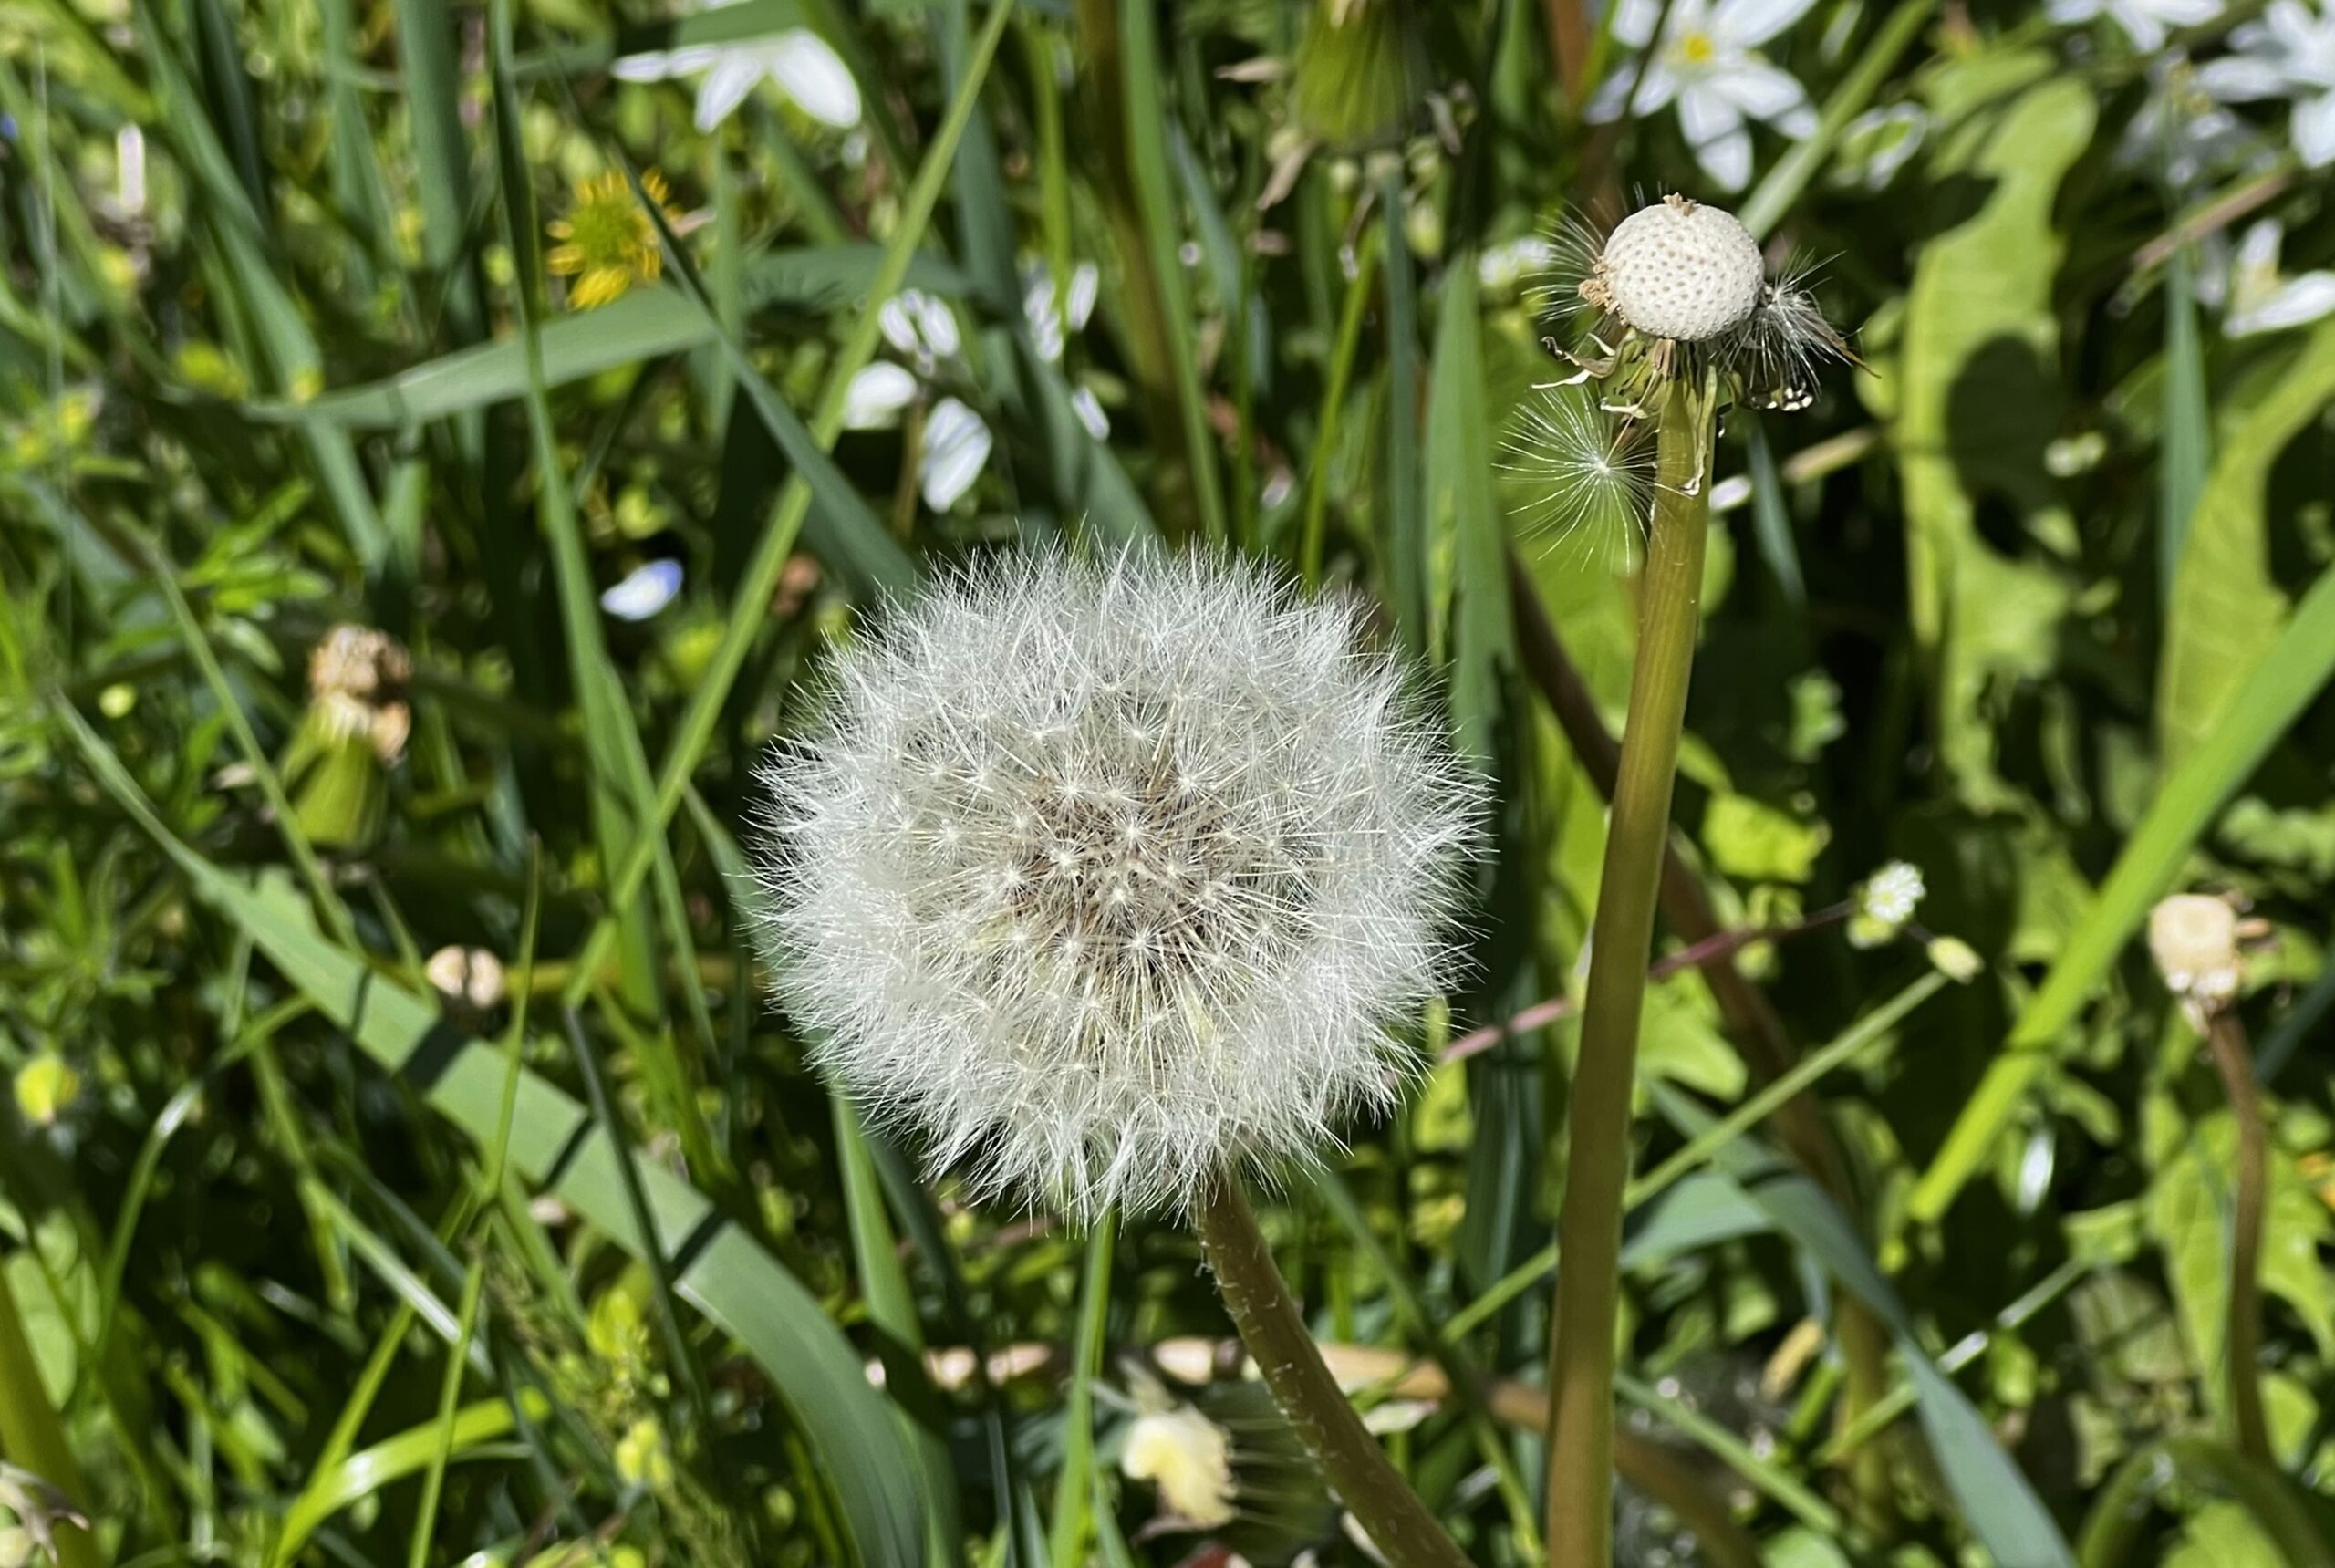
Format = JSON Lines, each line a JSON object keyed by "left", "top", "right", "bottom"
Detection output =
{"left": 3, "top": 0, "right": 2334, "bottom": 1564}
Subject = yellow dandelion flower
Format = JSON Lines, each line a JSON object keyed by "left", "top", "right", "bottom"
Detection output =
{"left": 547, "top": 171, "right": 679, "bottom": 310}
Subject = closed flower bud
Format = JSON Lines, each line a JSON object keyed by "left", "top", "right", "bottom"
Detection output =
{"left": 2149, "top": 893, "right": 2244, "bottom": 1010}
{"left": 750, "top": 551, "right": 1480, "bottom": 1220}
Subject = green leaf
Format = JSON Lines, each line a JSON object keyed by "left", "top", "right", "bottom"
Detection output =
{"left": 58, "top": 703, "right": 927, "bottom": 1568}
{"left": 1893, "top": 62, "right": 2093, "bottom": 805}
{"left": 1913, "top": 557, "right": 2335, "bottom": 1223}
{"left": 2158, "top": 320, "right": 2335, "bottom": 759}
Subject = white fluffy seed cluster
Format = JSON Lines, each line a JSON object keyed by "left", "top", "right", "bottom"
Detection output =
{"left": 752, "top": 551, "right": 1479, "bottom": 1220}
{"left": 1598, "top": 197, "right": 1766, "bottom": 342}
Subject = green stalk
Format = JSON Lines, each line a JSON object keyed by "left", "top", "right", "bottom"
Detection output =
{"left": 2205, "top": 1009, "right": 2271, "bottom": 1464}
{"left": 1193, "top": 1179, "right": 1468, "bottom": 1568}
{"left": 1544, "top": 371, "right": 1713, "bottom": 1565}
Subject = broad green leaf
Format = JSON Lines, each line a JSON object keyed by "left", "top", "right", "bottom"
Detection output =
{"left": 1913, "top": 557, "right": 2335, "bottom": 1223}
{"left": 2159, "top": 319, "right": 2335, "bottom": 759}
{"left": 1894, "top": 61, "right": 2092, "bottom": 805}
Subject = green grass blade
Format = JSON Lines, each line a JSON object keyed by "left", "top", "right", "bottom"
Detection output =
{"left": 1738, "top": 0, "right": 1938, "bottom": 240}
{"left": 554, "top": 0, "right": 1017, "bottom": 1015}
{"left": 57, "top": 701, "right": 929, "bottom": 1568}
{"left": 1045, "top": 1216, "right": 1116, "bottom": 1568}
{"left": 1380, "top": 164, "right": 1425, "bottom": 652}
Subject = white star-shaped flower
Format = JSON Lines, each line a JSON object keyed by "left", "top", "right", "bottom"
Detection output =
{"left": 2197, "top": 0, "right": 2335, "bottom": 167}
{"left": 2222, "top": 218, "right": 2335, "bottom": 336}
{"left": 1587, "top": 0, "right": 1821, "bottom": 192}
{"left": 612, "top": 0, "right": 861, "bottom": 134}
{"left": 2048, "top": 0, "right": 2224, "bottom": 53}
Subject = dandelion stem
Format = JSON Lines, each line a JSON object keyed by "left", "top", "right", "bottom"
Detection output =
{"left": 2205, "top": 1008, "right": 2272, "bottom": 1464}
{"left": 1193, "top": 1178, "right": 1470, "bottom": 1568}
{"left": 1545, "top": 370, "right": 1713, "bottom": 1566}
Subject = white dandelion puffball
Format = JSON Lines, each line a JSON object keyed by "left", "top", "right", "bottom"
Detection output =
{"left": 1598, "top": 197, "right": 1765, "bottom": 342}
{"left": 752, "top": 551, "right": 1479, "bottom": 1220}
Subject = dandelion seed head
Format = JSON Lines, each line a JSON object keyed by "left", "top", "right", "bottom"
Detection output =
{"left": 750, "top": 550, "right": 1481, "bottom": 1220}
{"left": 1500, "top": 386, "right": 1655, "bottom": 572}
{"left": 1595, "top": 195, "right": 1765, "bottom": 343}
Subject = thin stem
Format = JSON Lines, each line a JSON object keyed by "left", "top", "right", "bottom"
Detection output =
{"left": 1545, "top": 371, "right": 1711, "bottom": 1566}
{"left": 2204, "top": 1008, "right": 2272, "bottom": 1464}
{"left": 1192, "top": 1179, "right": 1469, "bottom": 1568}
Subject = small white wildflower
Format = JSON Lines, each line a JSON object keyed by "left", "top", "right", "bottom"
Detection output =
{"left": 1122, "top": 1401, "right": 1238, "bottom": 1528}
{"left": 1478, "top": 235, "right": 1561, "bottom": 296}
{"left": 2121, "top": 53, "right": 2257, "bottom": 190}
{"left": 919, "top": 398, "right": 993, "bottom": 511}
{"left": 2050, "top": 0, "right": 2224, "bottom": 53}
{"left": 2197, "top": 1, "right": 2335, "bottom": 167}
{"left": 2223, "top": 218, "right": 2335, "bottom": 336}
{"left": 1022, "top": 262, "right": 1100, "bottom": 363}
{"left": 1848, "top": 861, "right": 1925, "bottom": 949}
{"left": 425, "top": 945, "right": 509, "bottom": 1014}
{"left": 612, "top": 0, "right": 861, "bottom": 132}
{"left": 750, "top": 551, "right": 1479, "bottom": 1220}
{"left": 842, "top": 362, "right": 919, "bottom": 430}
{"left": 1588, "top": 0, "right": 1820, "bottom": 192}
{"left": 877, "top": 288, "right": 963, "bottom": 372}
{"left": 600, "top": 558, "right": 684, "bottom": 620}
{"left": 2148, "top": 893, "right": 2245, "bottom": 1010}
{"left": 1070, "top": 385, "right": 1111, "bottom": 441}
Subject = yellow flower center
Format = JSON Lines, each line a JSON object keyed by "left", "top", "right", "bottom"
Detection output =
{"left": 1676, "top": 30, "right": 1718, "bottom": 64}
{"left": 547, "top": 171, "right": 678, "bottom": 309}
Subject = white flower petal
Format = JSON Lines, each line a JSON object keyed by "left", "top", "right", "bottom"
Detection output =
{"left": 1694, "top": 122, "right": 1755, "bottom": 190}
{"left": 1631, "top": 61, "right": 1684, "bottom": 115}
{"left": 2196, "top": 55, "right": 2288, "bottom": 100}
{"left": 694, "top": 54, "right": 764, "bottom": 131}
{"left": 601, "top": 559, "right": 685, "bottom": 621}
{"left": 843, "top": 362, "right": 919, "bottom": 429}
{"left": 2294, "top": 90, "right": 2335, "bottom": 164}
{"left": 1071, "top": 385, "right": 1110, "bottom": 440}
{"left": 1712, "top": 0, "right": 1819, "bottom": 48}
{"left": 2107, "top": 2, "right": 2169, "bottom": 51}
{"left": 878, "top": 297, "right": 923, "bottom": 356}
{"left": 2045, "top": 0, "right": 2102, "bottom": 22}
{"left": 1677, "top": 81, "right": 1746, "bottom": 153}
{"left": 1612, "top": 0, "right": 1666, "bottom": 47}
{"left": 767, "top": 31, "right": 861, "bottom": 128}
{"left": 1065, "top": 263, "right": 1100, "bottom": 330}
{"left": 1586, "top": 67, "right": 1635, "bottom": 122}
{"left": 1713, "top": 59, "right": 1810, "bottom": 121}
{"left": 920, "top": 399, "right": 992, "bottom": 510}
{"left": 612, "top": 49, "right": 679, "bottom": 82}
{"left": 908, "top": 290, "right": 962, "bottom": 358}
{"left": 2227, "top": 271, "right": 2335, "bottom": 335}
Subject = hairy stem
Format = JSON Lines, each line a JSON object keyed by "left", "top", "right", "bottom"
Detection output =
{"left": 1193, "top": 1179, "right": 1470, "bottom": 1568}
{"left": 1545, "top": 373, "right": 1712, "bottom": 1565}
{"left": 2205, "top": 1008, "right": 2272, "bottom": 1464}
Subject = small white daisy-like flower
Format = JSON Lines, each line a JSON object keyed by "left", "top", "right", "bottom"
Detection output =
{"left": 750, "top": 551, "right": 1479, "bottom": 1220}
{"left": 1588, "top": 0, "right": 1821, "bottom": 192}
{"left": 611, "top": 0, "right": 861, "bottom": 132}
{"left": 2148, "top": 893, "right": 2245, "bottom": 1009}
{"left": 2222, "top": 218, "right": 2335, "bottom": 336}
{"left": 2197, "top": 0, "right": 2335, "bottom": 167}
{"left": 1848, "top": 860, "right": 1925, "bottom": 948}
